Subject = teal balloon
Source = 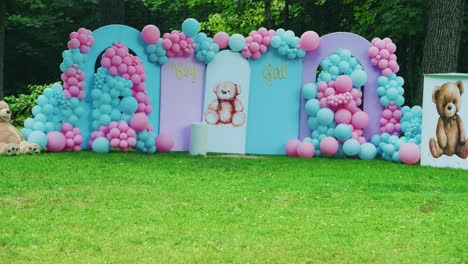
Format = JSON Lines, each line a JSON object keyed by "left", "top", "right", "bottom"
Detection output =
{"left": 305, "top": 99, "right": 321, "bottom": 116}
{"left": 343, "top": 139, "right": 361, "bottom": 156}
{"left": 28, "top": 131, "right": 47, "bottom": 149}
{"left": 377, "top": 76, "right": 388, "bottom": 86}
{"left": 92, "top": 137, "right": 110, "bottom": 153}
{"left": 317, "top": 108, "right": 334, "bottom": 125}
{"left": 334, "top": 124, "right": 352, "bottom": 141}
{"left": 120, "top": 96, "right": 138, "bottom": 114}
{"left": 302, "top": 83, "right": 317, "bottom": 100}
{"left": 270, "top": 36, "right": 281, "bottom": 48}
{"left": 386, "top": 87, "right": 398, "bottom": 100}
{"left": 359, "top": 143, "right": 377, "bottom": 160}
{"left": 351, "top": 69, "right": 367, "bottom": 87}
{"left": 229, "top": 34, "right": 246, "bottom": 52}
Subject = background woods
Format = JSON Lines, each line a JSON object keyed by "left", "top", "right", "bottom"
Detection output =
{"left": 0, "top": 0, "right": 467, "bottom": 105}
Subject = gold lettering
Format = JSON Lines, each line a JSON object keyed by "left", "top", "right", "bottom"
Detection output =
{"left": 263, "top": 61, "right": 288, "bottom": 86}
{"left": 171, "top": 61, "right": 198, "bottom": 83}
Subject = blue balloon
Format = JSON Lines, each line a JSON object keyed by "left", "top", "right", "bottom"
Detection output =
{"left": 302, "top": 83, "right": 317, "bottom": 100}
{"left": 92, "top": 137, "right": 110, "bottom": 153}
{"left": 343, "top": 138, "right": 361, "bottom": 156}
{"left": 317, "top": 108, "right": 334, "bottom": 125}
{"left": 334, "top": 124, "right": 352, "bottom": 141}
{"left": 359, "top": 143, "right": 377, "bottom": 160}
{"left": 120, "top": 97, "right": 138, "bottom": 114}
{"left": 305, "top": 99, "right": 321, "bottom": 116}
{"left": 229, "top": 34, "right": 246, "bottom": 52}
{"left": 28, "top": 131, "right": 47, "bottom": 149}
{"left": 351, "top": 69, "right": 367, "bottom": 87}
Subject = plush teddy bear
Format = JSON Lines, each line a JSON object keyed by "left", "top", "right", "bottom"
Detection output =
{"left": 204, "top": 81, "right": 246, "bottom": 127}
{"left": 0, "top": 100, "right": 40, "bottom": 155}
{"left": 429, "top": 80, "right": 468, "bottom": 158}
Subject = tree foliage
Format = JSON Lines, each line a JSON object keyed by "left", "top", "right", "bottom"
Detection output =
{"left": 2, "top": 0, "right": 467, "bottom": 105}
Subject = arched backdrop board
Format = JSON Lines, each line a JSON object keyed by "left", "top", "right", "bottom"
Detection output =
{"left": 300, "top": 32, "right": 381, "bottom": 141}
{"left": 79, "top": 24, "right": 161, "bottom": 148}
{"left": 246, "top": 49, "right": 302, "bottom": 155}
{"left": 160, "top": 56, "right": 205, "bottom": 151}
{"left": 203, "top": 50, "right": 251, "bottom": 154}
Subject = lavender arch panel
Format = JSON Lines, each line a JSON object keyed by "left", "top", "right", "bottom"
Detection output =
{"left": 300, "top": 32, "right": 381, "bottom": 140}
{"left": 80, "top": 24, "right": 161, "bottom": 149}
{"left": 160, "top": 56, "right": 206, "bottom": 151}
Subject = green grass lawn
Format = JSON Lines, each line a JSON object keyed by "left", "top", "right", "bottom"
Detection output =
{"left": 0, "top": 152, "right": 467, "bottom": 263}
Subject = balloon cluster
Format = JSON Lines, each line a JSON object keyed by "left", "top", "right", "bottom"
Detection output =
{"left": 400, "top": 106, "right": 422, "bottom": 145}
{"left": 376, "top": 73, "right": 405, "bottom": 107}
{"left": 67, "top": 28, "right": 95, "bottom": 54}
{"left": 241, "top": 27, "right": 275, "bottom": 59}
{"left": 162, "top": 30, "right": 195, "bottom": 57}
{"left": 368, "top": 37, "right": 399, "bottom": 76}
{"left": 318, "top": 49, "right": 365, "bottom": 84}
{"left": 145, "top": 40, "right": 168, "bottom": 65}
{"left": 61, "top": 65, "right": 85, "bottom": 99}
{"left": 60, "top": 49, "right": 87, "bottom": 72}
{"left": 371, "top": 133, "right": 406, "bottom": 162}
{"left": 89, "top": 121, "right": 137, "bottom": 152}
{"left": 100, "top": 43, "right": 152, "bottom": 115}
{"left": 61, "top": 123, "right": 83, "bottom": 151}
{"left": 194, "top": 33, "right": 220, "bottom": 64}
{"left": 270, "top": 29, "right": 306, "bottom": 60}
{"left": 21, "top": 84, "right": 84, "bottom": 139}
{"left": 136, "top": 130, "right": 157, "bottom": 153}
{"left": 380, "top": 102, "right": 402, "bottom": 135}
{"left": 90, "top": 67, "right": 134, "bottom": 130}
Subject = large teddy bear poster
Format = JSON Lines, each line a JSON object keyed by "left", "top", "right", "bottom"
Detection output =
{"left": 421, "top": 73, "right": 468, "bottom": 170}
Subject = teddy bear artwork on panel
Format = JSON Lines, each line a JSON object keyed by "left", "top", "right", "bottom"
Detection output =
{"left": 429, "top": 81, "right": 468, "bottom": 159}
{"left": 204, "top": 81, "right": 246, "bottom": 127}
{"left": 0, "top": 101, "right": 41, "bottom": 155}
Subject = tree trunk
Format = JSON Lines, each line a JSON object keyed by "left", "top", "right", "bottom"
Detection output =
{"left": 98, "top": 0, "right": 125, "bottom": 26}
{"left": 419, "top": 0, "right": 465, "bottom": 104}
{"left": 264, "top": 0, "right": 272, "bottom": 28}
{"left": 0, "top": 0, "right": 5, "bottom": 100}
{"left": 283, "top": 0, "right": 289, "bottom": 28}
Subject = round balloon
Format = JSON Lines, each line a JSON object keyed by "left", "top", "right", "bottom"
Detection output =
{"left": 92, "top": 137, "right": 110, "bottom": 153}
{"left": 285, "top": 139, "right": 301, "bottom": 157}
{"left": 156, "top": 133, "right": 175, "bottom": 152}
{"left": 229, "top": 34, "right": 246, "bottom": 52}
{"left": 297, "top": 142, "right": 315, "bottom": 158}
{"left": 182, "top": 18, "right": 200, "bottom": 37}
{"left": 46, "top": 131, "right": 66, "bottom": 152}
{"left": 299, "top": 31, "right": 320, "bottom": 51}
{"left": 399, "top": 143, "right": 420, "bottom": 164}
{"left": 213, "top": 32, "right": 230, "bottom": 49}
{"left": 142, "top": 25, "right": 160, "bottom": 44}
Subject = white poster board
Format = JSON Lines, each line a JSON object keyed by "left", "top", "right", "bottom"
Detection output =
{"left": 421, "top": 73, "right": 468, "bottom": 170}
{"left": 203, "top": 50, "right": 251, "bottom": 154}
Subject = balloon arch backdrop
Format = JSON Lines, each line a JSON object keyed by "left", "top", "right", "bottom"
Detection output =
{"left": 19, "top": 18, "right": 422, "bottom": 164}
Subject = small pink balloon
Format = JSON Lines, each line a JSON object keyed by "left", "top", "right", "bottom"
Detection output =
{"left": 320, "top": 137, "right": 339, "bottom": 156}
{"left": 213, "top": 32, "right": 230, "bottom": 49}
{"left": 62, "top": 123, "right": 73, "bottom": 133}
{"left": 379, "top": 49, "right": 390, "bottom": 59}
{"left": 297, "top": 142, "right": 315, "bottom": 158}
{"left": 285, "top": 139, "right": 301, "bottom": 156}
{"left": 335, "top": 75, "right": 353, "bottom": 93}
{"left": 378, "top": 59, "right": 389, "bottom": 69}
{"left": 375, "top": 40, "right": 386, "bottom": 49}
{"left": 399, "top": 143, "right": 421, "bottom": 164}
{"left": 130, "top": 113, "right": 149, "bottom": 132}
{"left": 386, "top": 42, "right": 397, "bottom": 53}
{"left": 368, "top": 46, "right": 379, "bottom": 57}
{"left": 351, "top": 111, "right": 369, "bottom": 129}
{"left": 46, "top": 131, "right": 66, "bottom": 152}
{"left": 68, "top": 39, "right": 80, "bottom": 49}
{"left": 156, "top": 133, "right": 175, "bottom": 152}
{"left": 162, "top": 39, "right": 172, "bottom": 49}
{"left": 300, "top": 31, "right": 320, "bottom": 51}
{"left": 382, "top": 68, "right": 393, "bottom": 76}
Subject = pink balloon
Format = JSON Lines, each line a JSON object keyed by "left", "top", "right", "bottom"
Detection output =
{"left": 297, "top": 142, "right": 315, "bottom": 158}
{"left": 299, "top": 31, "right": 320, "bottom": 51}
{"left": 130, "top": 113, "right": 149, "bottom": 131}
{"left": 335, "top": 75, "right": 353, "bottom": 93}
{"left": 386, "top": 42, "right": 397, "bottom": 53}
{"left": 61, "top": 123, "right": 73, "bottom": 133}
{"left": 320, "top": 137, "right": 339, "bottom": 156}
{"left": 378, "top": 59, "right": 389, "bottom": 69}
{"left": 162, "top": 39, "right": 172, "bottom": 49}
{"left": 213, "top": 32, "right": 230, "bottom": 49}
{"left": 399, "top": 143, "right": 421, "bottom": 164}
{"left": 335, "top": 109, "right": 352, "bottom": 124}
{"left": 68, "top": 39, "right": 80, "bottom": 49}
{"left": 382, "top": 68, "right": 393, "bottom": 76}
{"left": 46, "top": 132, "right": 66, "bottom": 152}
{"left": 368, "top": 46, "right": 379, "bottom": 57}
{"left": 351, "top": 111, "right": 369, "bottom": 129}
{"left": 382, "top": 109, "right": 392, "bottom": 119}
{"left": 285, "top": 139, "right": 301, "bottom": 156}
{"left": 156, "top": 133, "right": 175, "bottom": 152}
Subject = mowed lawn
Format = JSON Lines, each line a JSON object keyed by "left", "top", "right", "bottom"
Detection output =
{"left": 0, "top": 152, "right": 467, "bottom": 263}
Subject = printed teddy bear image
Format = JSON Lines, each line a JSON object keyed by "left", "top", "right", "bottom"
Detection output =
{"left": 204, "top": 81, "right": 246, "bottom": 127}
{"left": 429, "top": 80, "right": 468, "bottom": 159}
{"left": 0, "top": 100, "right": 41, "bottom": 155}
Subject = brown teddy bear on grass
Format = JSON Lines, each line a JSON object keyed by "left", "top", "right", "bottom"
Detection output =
{"left": 429, "top": 80, "right": 468, "bottom": 158}
{"left": 0, "top": 100, "right": 40, "bottom": 155}
{"left": 204, "top": 81, "right": 246, "bottom": 127}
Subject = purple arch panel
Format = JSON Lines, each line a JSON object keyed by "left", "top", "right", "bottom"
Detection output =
{"left": 300, "top": 32, "right": 382, "bottom": 140}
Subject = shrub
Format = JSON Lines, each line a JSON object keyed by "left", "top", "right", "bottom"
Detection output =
{"left": 4, "top": 82, "right": 60, "bottom": 126}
